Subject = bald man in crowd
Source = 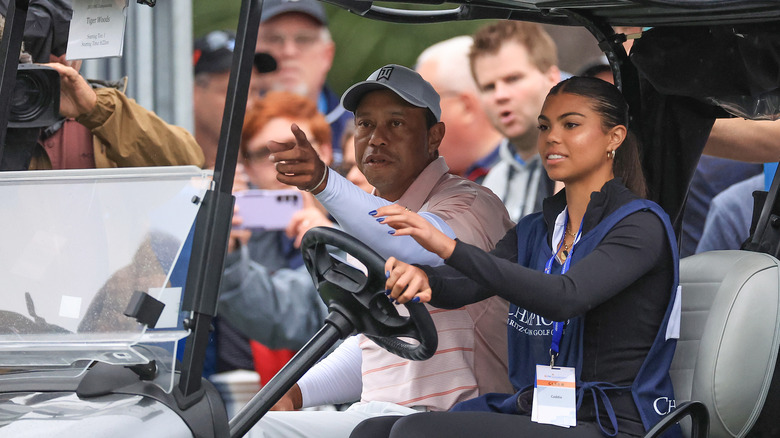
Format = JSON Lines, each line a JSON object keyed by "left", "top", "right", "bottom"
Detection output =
{"left": 415, "top": 36, "right": 503, "bottom": 182}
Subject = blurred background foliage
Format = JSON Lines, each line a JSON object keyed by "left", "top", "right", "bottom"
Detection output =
{"left": 192, "top": 0, "right": 603, "bottom": 95}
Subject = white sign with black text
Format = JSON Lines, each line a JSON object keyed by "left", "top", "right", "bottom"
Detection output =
{"left": 67, "top": 0, "right": 128, "bottom": 59}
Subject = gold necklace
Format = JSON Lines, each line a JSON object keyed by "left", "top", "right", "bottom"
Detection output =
{"left": 559, "top": 222, "right": 575, "bottom": 262}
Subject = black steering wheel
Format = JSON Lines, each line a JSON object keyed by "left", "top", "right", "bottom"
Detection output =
{"left": 300, "top": 227, "right": 438, "bottom": 361}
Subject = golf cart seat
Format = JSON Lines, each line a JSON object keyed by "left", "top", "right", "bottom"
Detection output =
{"left": 645, "top": 250, "right": 780, "bottom": 438}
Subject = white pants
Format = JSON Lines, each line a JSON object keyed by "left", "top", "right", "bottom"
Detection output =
{"left": 246, "top": 401, "right": 421, "bottom": 438}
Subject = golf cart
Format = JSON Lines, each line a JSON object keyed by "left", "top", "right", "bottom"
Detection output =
{"left": 1, "top": 0, "right": 780, "bottom": 437}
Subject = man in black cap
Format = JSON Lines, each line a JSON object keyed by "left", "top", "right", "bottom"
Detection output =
{"left": 193, "top": 29, "right": 276, "bottom": 168}
{"left": 256, "top": 0, "right": 351, "bottom": 163}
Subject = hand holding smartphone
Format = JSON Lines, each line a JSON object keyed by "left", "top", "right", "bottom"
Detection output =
{"left": 233, "top": 189, "right": 303, "bottom": 231}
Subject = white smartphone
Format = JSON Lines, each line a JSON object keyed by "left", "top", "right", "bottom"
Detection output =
{"left": 233, "top": 189, "right": 303, "bottom": 230}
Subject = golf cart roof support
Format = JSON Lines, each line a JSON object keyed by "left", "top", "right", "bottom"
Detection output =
{"left": 548, "top": 9, "right": 628, "bottom": 89}
{"left": 176, "top": 0, "right": 263, "bottom": 406}
{"left": 0, "top": 0, "right": 30, "bottom": 165}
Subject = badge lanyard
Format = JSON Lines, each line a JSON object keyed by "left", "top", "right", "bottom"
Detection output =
{"left": 531, "top": 213, "right": 582, "bottom": 429}
{"left": 543, "top": 214, "right": 582, "bottom": 367}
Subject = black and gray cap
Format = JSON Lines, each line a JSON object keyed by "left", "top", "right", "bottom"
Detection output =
{"left": 340, "top": 64, "right": 441, "bottom": 122}
{"left": 194, "top": 30, "right": 277, "bottom": 74}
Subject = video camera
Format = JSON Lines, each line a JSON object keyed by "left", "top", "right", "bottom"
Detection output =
{"left": 1, "top": 0, "right": 69, "bottom": 129}
{"left": 10, "top": 63, "right": 60, "bottom": 128}
{"left": 1, "top": 64, "right": 62, "bottom": 170}
{"left": 0, "top": 0, "right": 70, "bottom": 170}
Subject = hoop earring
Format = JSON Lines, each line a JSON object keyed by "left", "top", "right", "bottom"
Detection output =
{"left": 607, "top": 150, "right": 616, "bottom": 160}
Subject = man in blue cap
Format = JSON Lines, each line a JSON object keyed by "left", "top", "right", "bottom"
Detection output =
{"left": 256, "top": 0, "right": 351, "bottom": 164}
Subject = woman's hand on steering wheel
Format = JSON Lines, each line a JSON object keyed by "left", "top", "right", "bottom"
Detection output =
{"left": 384, "top": 256, "right": 433, "bottom": 305}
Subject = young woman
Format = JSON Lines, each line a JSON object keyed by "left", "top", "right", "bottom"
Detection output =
{"left": 354, "top": 77, "right": 681, "bottom": 438}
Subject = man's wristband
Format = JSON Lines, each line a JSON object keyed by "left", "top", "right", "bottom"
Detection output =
{"left": 304, "top": 166, "right": 328, "bottom": 193}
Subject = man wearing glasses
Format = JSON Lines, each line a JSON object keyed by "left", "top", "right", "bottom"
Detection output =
{"left": 256, "top": 0, "right": 352, "bottom": 163}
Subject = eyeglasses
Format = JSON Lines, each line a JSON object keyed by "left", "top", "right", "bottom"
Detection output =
{"left": 243, "top": 141, "right": 321, "bottom": 164}
{"left": 243, "top": 147, "right": 271, "bottom": 164}
{"left": 258, "top": 32, "right": 322, "bottom": 51}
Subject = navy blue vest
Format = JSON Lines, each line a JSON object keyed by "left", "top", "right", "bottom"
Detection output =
{"left": 452, "top": 199, "right": 681, "bottom": 437}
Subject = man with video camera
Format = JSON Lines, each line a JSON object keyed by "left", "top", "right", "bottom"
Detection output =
{"left": 0, "top": 0, "right": 204, "bottom": 171}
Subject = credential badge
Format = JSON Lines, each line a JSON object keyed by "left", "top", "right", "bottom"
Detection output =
{"left": 377, "top": 66, "right": 394, "bottom": 81}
